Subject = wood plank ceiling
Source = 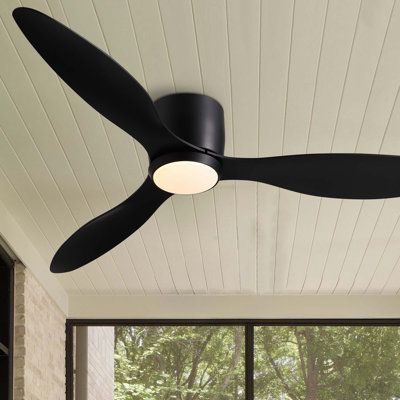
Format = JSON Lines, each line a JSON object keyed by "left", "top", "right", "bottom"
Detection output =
{"left": 1, "top": 0, "right": 400, "bottom": 296}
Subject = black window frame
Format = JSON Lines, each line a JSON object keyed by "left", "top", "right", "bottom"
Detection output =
{"left": 0, "top": 246, "right": 14, "bottom": 400}
{"left": 66, "top": 318, "right": 400, "bottom": 400}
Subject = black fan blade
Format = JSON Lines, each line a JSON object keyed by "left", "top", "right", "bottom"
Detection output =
{"left": 219, "top": 153, "right": 400, "bottom": 199}
{"left": 13, "top": 7, "right": 193, "bottom": 158}
{"left": 51, "top": 178, "right": 171, "bottom": 273}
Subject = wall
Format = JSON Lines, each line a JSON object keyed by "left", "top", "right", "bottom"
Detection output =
{"left": 13, "top": 263, "right": 66, "bottom": 400}
{"left": 69, "top": 294, "right": 400, "bottom": 319}
{"left": 87, "top": 327, "right": 114, "bottom": 400}
{"left": 0, "top": 202, "right": 68, "bottom": 314}
{"left": 75, "top": 326, "right": 115, "bottom": 400}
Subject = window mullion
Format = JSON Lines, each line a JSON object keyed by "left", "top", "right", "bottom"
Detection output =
{"left": 245, "top": 324, "right": 254, "bottom": 400}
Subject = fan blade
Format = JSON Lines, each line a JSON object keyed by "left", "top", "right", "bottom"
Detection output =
{"left": 219, "top": 153, "right": 400, "bottom": 199}
{"left": 51, "top": 178, "right": 171, "bottom": 273}
{"left": 13, "top": 7, "right": 193, "bottom": 158}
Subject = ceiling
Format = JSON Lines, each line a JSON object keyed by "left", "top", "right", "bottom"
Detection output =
{"left": 1, "top": 0, "right": 400, "bottom": 298}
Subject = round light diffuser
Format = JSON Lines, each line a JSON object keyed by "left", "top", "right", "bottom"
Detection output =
{"left": 149, "top": 152, "right": 221, "bottom": 195}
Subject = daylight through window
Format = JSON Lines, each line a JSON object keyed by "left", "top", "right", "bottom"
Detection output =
{"left": 70, "top": 323, "right": 400, "bottom": 400}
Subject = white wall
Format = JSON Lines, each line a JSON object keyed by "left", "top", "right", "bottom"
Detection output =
{"left": 13, "top": 263, "right": 66, "bottom": 400}
{"left": 69, "top": 294, "right": 400, "bottom": 319}
{"left": 87, "top": 327, "right": 114, "bottom": 400}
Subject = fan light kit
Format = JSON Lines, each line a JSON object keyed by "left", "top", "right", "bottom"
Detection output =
{"left": 150, "top": 156, "right": 220, "bottom": 195}
{"left": 13, "top": 7, "right": 400, "bottom": 274}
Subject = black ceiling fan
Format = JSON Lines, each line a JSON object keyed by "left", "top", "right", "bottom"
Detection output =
{"left": 13, "top": 7, "right": 400, "bottom": 274}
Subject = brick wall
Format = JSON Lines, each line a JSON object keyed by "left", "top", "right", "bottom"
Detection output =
{"left": 75, "top": 326, "right": 115, "bottom": 400}
{"left": 87, "top": 327, "right": 114, "bottom": 400}
{"left": 13, "top": 263, "right": 66, "bottom": 400}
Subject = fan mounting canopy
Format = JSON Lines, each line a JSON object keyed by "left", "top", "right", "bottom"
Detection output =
{"left": 154, "top": 93, "right": 225, "bottom": 154}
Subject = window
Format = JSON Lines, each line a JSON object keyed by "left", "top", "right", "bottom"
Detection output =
{"left": 68, "top": 321, "right": 400, "bottom": 400}
{"left": 0, "top": 247, "right": 14, "bottom": 400}
{"left": 115, "top": 326, "right": 245, "bottom": 399}
{"left": 254, "top": 326, "right": 400, "bottom": 400}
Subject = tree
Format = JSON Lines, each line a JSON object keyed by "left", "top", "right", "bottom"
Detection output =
{"left": 114, "top": 326, "right": 245, "bottom": 400}
{"left": 114, "top": 325, "right": 400, "bottom": 400}
{"left": 255, "top": 326, "right": 400, "bottom": 400}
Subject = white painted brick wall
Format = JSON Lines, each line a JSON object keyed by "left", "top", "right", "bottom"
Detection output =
{"left": 13, "top": 263, "right": 66, "bottom": 400}
{"left": 87, "top": 327, "right": 114, "bottom": 400}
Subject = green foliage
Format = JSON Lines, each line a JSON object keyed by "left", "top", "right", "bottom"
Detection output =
{"left": 114, "top": 325, "right": 400, "bottom": 400}
{"left": 114, "top": 326, "right": 245, "bottom": 400}
{"left": 255, "top": 326, "right": 400, "bottom": 400}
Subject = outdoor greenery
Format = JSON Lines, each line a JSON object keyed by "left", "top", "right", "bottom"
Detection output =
{"left": 114, "top": 326, "right": 245, "bottom": 400}
{"left": 114, "top": 325, "right": 400, "bottom": 400}
{"left": 254, "top": 326, "right": 400, "bottom": 400}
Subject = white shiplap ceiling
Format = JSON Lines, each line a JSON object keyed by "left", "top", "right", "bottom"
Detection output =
{"left": 1, "top": 0, "right": 400, "bottom": 297}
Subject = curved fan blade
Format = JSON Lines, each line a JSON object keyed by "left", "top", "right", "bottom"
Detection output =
{"left": 13, "top": 7, "right": 194, "bottom": 158}
{"left": 51, "top": 178, "right": 171, "bottom": 273}
{"left": 219, "top": 153, "right": 400, "bottom": 199}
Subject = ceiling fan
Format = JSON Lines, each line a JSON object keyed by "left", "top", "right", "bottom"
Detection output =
{"left": 13, "top": 7, "right": 400, "bottom": 274}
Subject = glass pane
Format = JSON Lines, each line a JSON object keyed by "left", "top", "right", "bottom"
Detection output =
{"left": 255, "top": 326, "right": 400, "bottom": 400}
{"left": 115, "top": 326, "right": 245, "bottom": 400}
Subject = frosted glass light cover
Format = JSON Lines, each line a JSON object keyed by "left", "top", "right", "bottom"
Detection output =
{"left": 153, "top": 161, "right": 219, "bottom": 194}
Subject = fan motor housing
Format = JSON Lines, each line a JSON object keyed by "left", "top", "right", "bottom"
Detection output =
{"left": 154, "top": 93, "right": 225, "bottom": 155}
